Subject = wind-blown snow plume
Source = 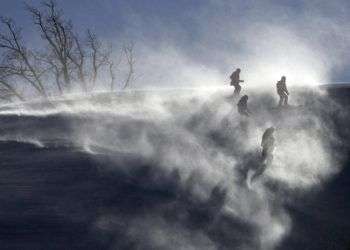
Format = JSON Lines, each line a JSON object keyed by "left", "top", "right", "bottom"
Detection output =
{"left": 0, "top": 87, "right": 345, "bottom": 250}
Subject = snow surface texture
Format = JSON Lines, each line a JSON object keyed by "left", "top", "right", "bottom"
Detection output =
{"left": 0, "top": 88, "right": 346, "bottom": 250}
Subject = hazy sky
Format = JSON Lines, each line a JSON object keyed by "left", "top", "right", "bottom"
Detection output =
{"left": 1, "top": 0, "right": 350, "bottom": 87}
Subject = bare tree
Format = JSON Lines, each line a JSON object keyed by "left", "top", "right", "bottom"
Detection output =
{"left": 122, "top": 42, "right": 135, "bottom": 89}
{"left": 107, "top": 46, "right": 123, "bottom": 92}
{"left": 86, "top": 29, "right": 110, "bottom": 90}
{"left": 26, "top": 0, "right": 74, "bottom": 90}
{"left": 108, "top": 60, "right": 115, "bottom": 91}
{"left": 0, "top": 1, "right": 137, "bottom": 102}
{"left": 0, "top": 17, "right": 47, "bottom": 97}
{"left": 68, "top": 33, "right": 87, "bottom": 91}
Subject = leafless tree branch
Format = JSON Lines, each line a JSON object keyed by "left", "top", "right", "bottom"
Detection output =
{"left": 0, "top": 17, "right": 46, "bottom": 96}
{"left": 122, "top": 42, "right": 135, "bottom": 89}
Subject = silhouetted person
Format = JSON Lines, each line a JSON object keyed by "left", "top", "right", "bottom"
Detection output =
{"left": 251, "top": 127, "right": 275, "bottom": 182}
{"left": 230, "top": 68, "right": 244, "bottom": 97}
{"left": 237, "top": 95, "right": 250, "bottom": 116}
{"left": 276, "top": 76, "right": 289, "bottom": 106}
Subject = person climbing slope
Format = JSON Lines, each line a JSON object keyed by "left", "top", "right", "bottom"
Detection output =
{"left": 237, "top": 95, "right": 250, "bottom": 117}
{"left": 230, "top": 68, "right": 244, "bottom": 97}
{"left": 276, "top": 76, "right": 289, "bottom": 106}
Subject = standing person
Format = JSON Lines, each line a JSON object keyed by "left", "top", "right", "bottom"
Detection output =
{"left": 250, "top": 127, "right": 275, "bottom": 183}
{"left": 276, "top": 76, "right": 289, "bottom": 106}
{"left": 230, "top": 68, "right": 244, "bottom": 97}
{"left": 237, "top": 95, "right": 250, "bottom": 117}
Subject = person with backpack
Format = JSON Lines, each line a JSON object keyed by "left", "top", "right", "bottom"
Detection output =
{"left": 276, "top": 76, "right": 289, "bottom": 106}
{"left": 230, "top": 68, "right": 244, "bottom": 97}
{"left": 237, "top": 95, "right": 250, "bottom": 116}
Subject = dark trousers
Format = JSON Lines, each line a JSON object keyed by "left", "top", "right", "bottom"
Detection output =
{"left": 278, "top": 93, "right": 288, "bottom": 106}
{"left": 233, "top": 83, "right": 241, "bottom": 97}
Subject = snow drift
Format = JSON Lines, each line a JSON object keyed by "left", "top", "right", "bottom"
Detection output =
{"left": 0, "top": 87, "right": 348, "bottom": 250}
